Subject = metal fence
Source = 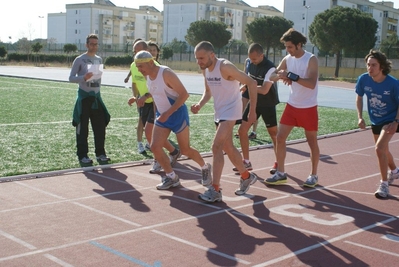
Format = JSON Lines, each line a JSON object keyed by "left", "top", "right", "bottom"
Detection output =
{"left": 2, "top": 41, "right": 399, "bottom": 70}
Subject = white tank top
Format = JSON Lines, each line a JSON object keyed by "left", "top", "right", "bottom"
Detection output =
{"left": 286, "top": 51, "right": 318, "bottom": 108}
{"left": 205, "top": 59, "right": 242, "bottom": 122}
{"left": 147, "top": 66, "right": 180, "bottom": 114}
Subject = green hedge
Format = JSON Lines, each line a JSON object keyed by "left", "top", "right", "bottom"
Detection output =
{"left": 7, "top": 53, "right": 79, "bottom": 63}
{"left": 104, "top": 54, "right": 132, "bottom": 66}
{"left": 6, "top": 53, "right": 134, "bottom": 67}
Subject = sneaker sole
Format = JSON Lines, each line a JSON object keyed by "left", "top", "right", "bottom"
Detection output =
{"left": 264, "top": 179, "right": 287, "bottom": 185}
{"left": 198, "top": 194, "right": 222, "bottom": 203}
{"left": 156, "top": 181, "right": 180, "bottom": 190}
{"left": 303, "top": 183, "right": 317, "bottom": 188}
{"left": 374, "top": 192, "right": 388, "bottom": 199}
{"left": 149, "top": 169, "right": 162, "bottom": 174}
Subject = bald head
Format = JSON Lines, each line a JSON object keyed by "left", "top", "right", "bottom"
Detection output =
{"left": 133, "top": 40, "right": 148, "bottom": 54}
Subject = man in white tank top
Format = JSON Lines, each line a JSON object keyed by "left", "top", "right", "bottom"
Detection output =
{"left": 134, "top": 51, "right": 212, "bottom": 191}
{"left": 192, "top": 41, "right": 259, "bottom": 203}
{"left": 265, "top": 28, "right": 320, "bottom": 188}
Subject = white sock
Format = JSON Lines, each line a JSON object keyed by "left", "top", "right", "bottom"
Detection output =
{"left": 244, "top": 159, "right": 250, "bottom": 164}
{"left": 167, "top": 172, "right": 176, "bottom": 179}
{"left": 381, "top": 180, "right": 388, "bottom": 185}
{"left": 391, "top": 168, "right": 399, "bottom": 174}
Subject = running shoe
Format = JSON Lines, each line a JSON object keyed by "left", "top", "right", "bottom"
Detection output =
{"left": 303, "top": 174, "right": 318, "bottom": 188}
{"left": 264, "top": 172, "right": 287, "bottom": 185}
{"left": 233, "top": 160, "right": 253, "bottom": 172}
{"left": 270, "top": 162, "right": 278, "bottom": 174}
{"left": 375, "top": 182, "right": 389, "bottom": 199}
{"left": 138, "top": 142, "right": 145, "bottom": 154}
{"left": 169, "top": 149, "right": 181, "bottom": 166}
{"left": 156, "top": 175, "right": 180, "bottom": 190}
{"left": 198, "top": 186, "right": 222, "bottom": 203}
{"left": 388, "top": 170, "right": 399, "bottom": 185}
{"left": 149, "top": 159, "right": 162, "bottom": 174}
{"left": 96, "top": 155, "right": 110, "bottom": 165}
{"left": 248, "top": 132, "right": 257, "bottom": 139}
{"left": 201, "top": 163, "right": 212, "bottom": 186}
{"left": 235, "top": 172, "right": 258, "bottom": 195}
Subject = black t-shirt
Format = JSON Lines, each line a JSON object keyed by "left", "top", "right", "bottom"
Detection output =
{"left": 247, "top": 56, "right": 280, "bottom": 107}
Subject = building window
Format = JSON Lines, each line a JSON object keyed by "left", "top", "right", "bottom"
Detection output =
{"left": 303, "top": 0, "right": 306, "bottom": 6}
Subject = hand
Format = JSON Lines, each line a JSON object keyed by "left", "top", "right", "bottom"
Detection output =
{"left": 240, "top": 84, "right": 247, "bottom": 93}
{"left": 156, "top": 112, "right": 169, "bottom": 123}
{"left": 124, "top": 77, "right": 129, "bottom": 83}
{"left": 84, "top": 72, "right": 93, "bottom": 81}
{"left": 358, "top": 118, "right": 366, "bottom": 129}
{"left": 136, "top": 96, "right": 147, "bottom": 107}
{"left": 191, "top": 103, "right": 201, "bottom": 114}
{"left": 247, "top": 111, "right": 257, "bottom": 125}
{"left": 383, "top": 122, "right": 397, "bottom": 135}
{"left": 128, "top": 97, "right": 136, "bottom": 106}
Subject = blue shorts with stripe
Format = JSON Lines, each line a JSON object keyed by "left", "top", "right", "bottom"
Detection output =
{"left": 155, "top": 104, "right": 190, "bottom": 134}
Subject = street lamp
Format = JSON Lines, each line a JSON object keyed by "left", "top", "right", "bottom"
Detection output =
{"left": 165, "top": 0, "right": 171, "bottom": 43}
{"left": 304, "top": 5, "right": 310, "bottom": 37}
{"left": 38, "top": 16, "right": 44, "bottom": 39}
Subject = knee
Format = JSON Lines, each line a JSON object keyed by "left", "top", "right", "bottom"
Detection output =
{"left": 375, "top": 145, "right": 385, "bottom": 157}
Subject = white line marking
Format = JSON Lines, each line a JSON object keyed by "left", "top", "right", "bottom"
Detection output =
{"left": 0, "top": 229, "right": 37, "bottom": 250}
{"left": 152, "top": 230, "right": 251, "bottom": 265}
{"left": 15, "top": 181, "right": 66, "bottom": 200}
{"left": 231, "top": 212, "right": 329, "bottom": 238}
{"left": 345, "top": 240, "right": 399, "bottom": 257}
{"left": 44, "top": 254, "right": 75, "bottom": 267}
{"left": 72, "top": 202, "right": 142, "bottom": 227}
{"left": 252, "top": 217, "right": 397, "bottom": 267}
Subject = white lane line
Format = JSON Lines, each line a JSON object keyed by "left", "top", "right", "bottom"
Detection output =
{"left": 0, "top": 229, "right": 37, "bottom": 250}
{"left": 44, "top": 254, "right": 75, "bottom": 267}
{"left": 15, "top": 181, "right": 66, "bottom": 200}
{"left": 345, "top": 240, "right": 399, "bottom": 257}
{"left": 231, "top": 212, "right": 329, "bottom": 238}
{"left": 152, "top": 230, "right": 251, "bottom": 265}
{"left": 252, "top": 216, "right": 397, "bottom": 267}
{"left": 72, "top": 202, "right": 142, "bottom": 227}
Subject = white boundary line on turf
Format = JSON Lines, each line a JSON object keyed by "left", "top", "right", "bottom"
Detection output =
{"left": 0, "top": 128, "right": 371, "bottom": 183}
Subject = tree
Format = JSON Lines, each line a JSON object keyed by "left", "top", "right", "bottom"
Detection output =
{"left": 380, "top": 33, "right": 399, "bottom": 59}
{"left": 309, "top": 6, "right": 378, "bottom": 77}
{"left": 165, "top": 38, "right": 188, "bottom": 53}
{"left": 63, "top": 43, "right": 78, "bottom": 54}
{"left": 245, "top": 16, "right": 293, "bottom": 57}
{"left": 0, "top": 46, "right": 7, "bottom": 58}
{"left": 185, "top": 20, "right": 232, "bottom": 49}
{"left": 160, "top": 46, "right": 173, "bottom": 61}
{"left": 32, "top": 42, "right": 43, "bottom": 53}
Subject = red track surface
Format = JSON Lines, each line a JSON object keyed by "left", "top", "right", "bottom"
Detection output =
{"left": 1, "top": 129, "right": 398, "bottom": 266}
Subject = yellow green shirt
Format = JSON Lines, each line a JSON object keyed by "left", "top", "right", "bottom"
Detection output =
{"left": 130, "top": 61, "right": 159, "bottom": 103}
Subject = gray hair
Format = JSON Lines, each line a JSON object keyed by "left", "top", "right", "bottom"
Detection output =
{"left": 134, "top": 50, "right": 153, "bottom": 61}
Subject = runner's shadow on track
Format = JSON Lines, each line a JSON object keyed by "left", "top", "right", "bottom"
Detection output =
{"left": 231, "top": 196, "right": 370, "bottom": 266}
{"left": 286, "top": 147, "right": 337, "bottom": 164}
{"left": 83, "top": 169, "right": 150, "bottom": 212}
{"left": 159, "top": 192, "right": 269, "bottom": 266}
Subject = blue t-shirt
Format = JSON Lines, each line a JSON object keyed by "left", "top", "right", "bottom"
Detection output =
{"left": 355, "top": 73, "right": 399, "bottom": 125}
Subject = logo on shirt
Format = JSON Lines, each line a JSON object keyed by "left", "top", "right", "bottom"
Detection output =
{"left": 207, "top": 77, "right": 221, "bottom": 82}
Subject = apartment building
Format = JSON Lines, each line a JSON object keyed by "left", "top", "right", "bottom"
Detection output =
{"left": 48, "top": 0, "right": 162, "bottom": 46}
{"left": 163, "top": 0, "right": 283, "bottom": 43}
{"left": 284, "top": 0, "right": 399, "bottom": 48}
